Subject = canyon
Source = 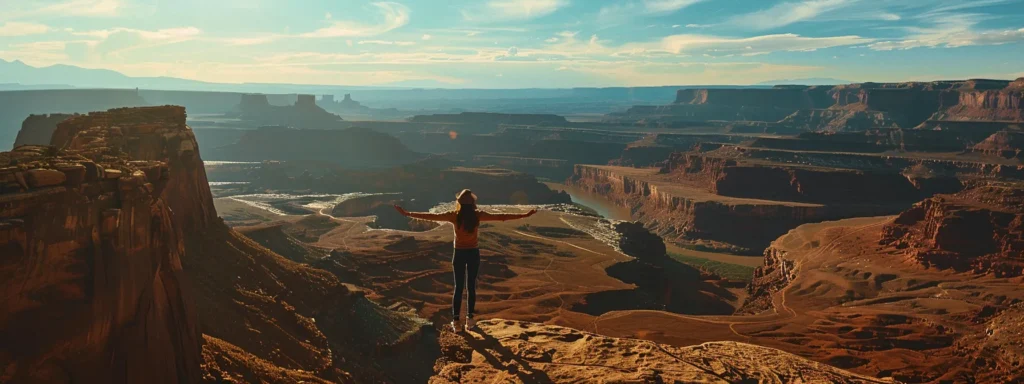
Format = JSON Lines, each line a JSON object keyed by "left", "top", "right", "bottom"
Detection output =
{"left": 3, "top": 77, "right": 1023, "bottom": 383}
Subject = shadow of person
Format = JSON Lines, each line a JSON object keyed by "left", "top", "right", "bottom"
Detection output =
{"left": 463, "top": 327, "right": 554, "bottom": 383}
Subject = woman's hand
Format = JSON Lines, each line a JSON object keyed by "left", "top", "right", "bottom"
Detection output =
{"left": 394, "top": 205, "right": 409, "bottom": 216}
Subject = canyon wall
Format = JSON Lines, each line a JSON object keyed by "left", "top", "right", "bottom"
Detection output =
{"left": 4, "top": 106, "right": 436, "bottom": 382}
{"left": 647, "top": 80, "right": 1024, "bottom": 130}
{"left": 51, "top": 106, "right": 218, "bottom": 231}
{"left": 12, "top": 113, "right": 74, "bottom": 148}
{"left": 0, "top": 89, "right": 148, "bottom": 150}
{"left": 214, "top": 126, "right": 424, "bottom": 167}
{"left": 678, "top": 86, "right": 834, "bottom": 110}
{"left": 659, "top": 152, "right": 953, "bottom": 204}
{"left": 568, "top": 165, "right": 860, "bottom": 254}
{"left": 881, "top": 184, "right": 1024, "bottom": 276}
{"left": 0, "top": 146, "right": 201, "bottom": 382}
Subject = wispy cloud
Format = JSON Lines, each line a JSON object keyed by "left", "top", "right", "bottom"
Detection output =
{"left": 727, "top": 0, "right": 856, "bottom": 30}
{"left": 471, "top": 0, "right": 570, "bottom": 21}
{"left": 358, "top": 40, "right": 416, "bottom": 46}
{"left": 301, "top": 2, "right": 410, "bottom": 38}
{"left": 870, "top": 13, "right": 1024, "bottom": 50}
{"left": 0, "top": 22, "right": 50, "bottom": 37}
{"left": 643, "top": 0, "right": 704, "bottom": 13}
{"left": 635, "top": 33, "right": 873, "bottom": 56}
{"left": 35, "top": 0, "right": 122, "bottom": 17}
{"left": 73, "top": 27, "right": 202, "bottom": 41}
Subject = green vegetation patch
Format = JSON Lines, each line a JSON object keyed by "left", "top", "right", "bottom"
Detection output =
{"left": 668, "top": 252, "right": 757, "bottom": 282}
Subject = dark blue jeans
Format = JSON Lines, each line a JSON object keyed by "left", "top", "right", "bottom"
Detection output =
{"left": 452, "top": 248, "right": 481, "bottom": 319}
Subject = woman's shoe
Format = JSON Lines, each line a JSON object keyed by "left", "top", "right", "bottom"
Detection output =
{"left": 465, "top": 316, "right": 476, "bottom": 330}
{"left": 450, "top": 320, "right": 462, "bottom": 333}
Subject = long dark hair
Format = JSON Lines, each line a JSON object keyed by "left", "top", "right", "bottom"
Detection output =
{"left": 455, "top": 202, "right": 479, "bottom": 232}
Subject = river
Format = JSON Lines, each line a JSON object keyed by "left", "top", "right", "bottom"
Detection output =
{"left": 545, "top": 182, "right": 632, "bottom": 221}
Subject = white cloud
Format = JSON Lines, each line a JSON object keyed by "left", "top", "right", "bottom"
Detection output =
{"left": 422, "top": 34, "right": 432, "bottom": 40}
{"left": 35, "top": 0, "right": 122, "bottom": 17}
{"left": 644, "top": 0, "right": 704, "bottom": 13}
{"left": 869, "top": 14, "right": 1024, "bottom": 50}
{"left": 480, "top": 0, "right": 569, "bottom": 20}
{"left": 627, "top": 33, "right": 873, "bottom": 56}
{"left": 507, "top": 46, "right": 519, "bottom": 56}
{"left": 358, "top": 40, "right": 416, "bottom": 46}
{"left": 727, "top": 0, "right": 854, "bottom": 30}
{"left": 301, "top": 2, "right": 409, "bottom": 38}
{"left": 0, "top": 22, "right": 50, "bottom": 37}
{"left": 325, "top": 12, "right": 332, "bottom": 20}
{"left": 74, "top": 27, "right": 202, "bottom": 41}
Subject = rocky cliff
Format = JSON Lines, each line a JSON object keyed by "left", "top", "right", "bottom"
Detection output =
{"left": 12, "top": 113, "right": 74, "bottom": 148}
{"left": 677, "top": 86, "right": 834, "bottom": 110}
{"left": 973, "top": 131, "right": 1024, "bottom": 159}
{"left": 50, "top": 106, "right": 218, "bottom": 231}
{"left": 4, "top": 106, "right": 437, "bottom": 382}
{"left": 568, "top": 165, "right": 853, "bottom": 254}
{"left": 0, "top": 89, "right": 148, "bottom": 150}
{"left": 658, "top": 152, "right": 953, "bottom": 204}
{"left": 0, "top": 145, "right": 202, "bottom": 382}
{"left": 651, "top": 80, "right": 1024, "bottom": 130}
{"left": 881, "top": 183, "right": 1024, "bottom": 276}
{"left": 432, "top": 319, "right": 896, "bottom": 383}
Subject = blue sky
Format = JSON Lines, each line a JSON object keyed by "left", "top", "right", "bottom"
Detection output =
{"left": 0, "top": 0, "right": 1022, "bottom": 87}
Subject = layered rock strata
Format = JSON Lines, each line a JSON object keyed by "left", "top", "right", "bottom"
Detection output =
{"left": 4, "top": 106, "right": 437, "bottom": 382}
{"left": 0, "top": 145, "right": 201, "bottom": 383}
{"left": 568, "top": 165, "right": 855, "bottom": 254}
{"left": 881, "top": 183, "right": 1024, "bottom": 276}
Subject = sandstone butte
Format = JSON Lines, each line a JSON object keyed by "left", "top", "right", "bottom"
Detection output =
{"left": 0, "top": 106, "right": 894, "bottom": 382}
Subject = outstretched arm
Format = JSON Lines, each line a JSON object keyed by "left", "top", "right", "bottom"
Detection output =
{"left": 479, "top": 209, "right": 538, "bottom": 222}
{"left": 394, "top": 205, "right": 453, "bottom": 222}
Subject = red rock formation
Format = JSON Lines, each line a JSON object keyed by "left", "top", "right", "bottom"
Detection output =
{"left": 658, "top": 152, "right": 943, "bottom": 204}
{"left": 881, "top": 183, "right": 1024, "bottom": 276}
{"left": 777, "top": 109, "right": 901, "bottom": 132}
{"left": 568, "top": 165, "right": 854, "bottom": 254}
{"left": 5, "top": 106, "right": 436, "bottom": 382}
{"left": 973, "top": 131, "right": 1024, "bottom": 159}
{"left": 656, "top": 80, "right": 1024, "bottom": 130}
{"left": 0, "top": 146, "right": 202, "bottom": 383}
{"left": 433, "top": 319, "right": 896, "bottom": 383}
{"left": 50, "top": 106, "right": 217, "bottom": 231}
{"left": 12, "top": 113, "right": 74, "bottom": 148}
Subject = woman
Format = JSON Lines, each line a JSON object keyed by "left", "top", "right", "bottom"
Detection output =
{"left": 394, "top": 189, "right": 536, "bottom": 332}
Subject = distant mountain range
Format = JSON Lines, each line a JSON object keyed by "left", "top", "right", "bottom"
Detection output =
{"left": 755, "top": 78, "right": 854, "bottom": 86}
{"left": 1, "top": 59, "right": 856, "bottom": 94}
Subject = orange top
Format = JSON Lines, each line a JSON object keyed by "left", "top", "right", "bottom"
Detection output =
{"left": 405, "top": 210, "right": 532, "bottom": 249}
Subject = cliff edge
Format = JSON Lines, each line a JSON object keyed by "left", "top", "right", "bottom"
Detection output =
{"left": 432, "top": 319, "right": 897, "bottom": 383}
